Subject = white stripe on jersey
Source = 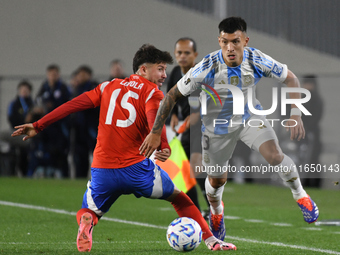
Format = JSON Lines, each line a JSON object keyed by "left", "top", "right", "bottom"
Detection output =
{"left": 100, "top": 81, "right": 110, "bottom": 93}
{"left": 145, "top": 88, "right": 155, "bottom": 103}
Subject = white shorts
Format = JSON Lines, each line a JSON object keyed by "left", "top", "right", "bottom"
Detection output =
{"left": 201, "top": 115, "right": 278, "bottom": 177}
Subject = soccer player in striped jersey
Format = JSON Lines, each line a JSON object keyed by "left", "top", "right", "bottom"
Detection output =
{"left": 141, "top": 17, "right": 319, "bottom": 241}
{"left": 12, "top": 44, "right": 236, "bottom": 252}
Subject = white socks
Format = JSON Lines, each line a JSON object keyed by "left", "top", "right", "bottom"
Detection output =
{"left": 205, "top": 177, "right": 225, "bottom": 215}
{"left": 277, "top": 154, "right": 307, "bottom": 201}
{"left": 205, "top": 236, "right": 219, "bottom": 247}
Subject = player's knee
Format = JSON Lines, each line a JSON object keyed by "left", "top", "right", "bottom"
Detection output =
{"left": 210, "top": 177, "right": 227, "bottom": 188}
{"left": 267, "top": 151, "right": 284, "bottom": 166}
{"left": 166, "top": 186, "right": 181, "bottom": 202}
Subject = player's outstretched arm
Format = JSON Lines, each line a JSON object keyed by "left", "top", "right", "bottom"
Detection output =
{"left": 284, "top": 70, "right": 306, "bottom": 141}
{"left": 11, "top": 93, "right": 95, "bottom": 142}
{"left": 140, "top": 84, "right": 183, "bottom": 158}
{"left": 11, "top": 123, "right": 37, "bottom": 141}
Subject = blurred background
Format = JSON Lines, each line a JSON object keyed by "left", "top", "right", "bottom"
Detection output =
{"left": 0, "top": 0, "right": 339, "bottom": 189}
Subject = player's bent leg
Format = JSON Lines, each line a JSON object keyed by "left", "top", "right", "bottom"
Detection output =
{"left": 259, "top": 140, "right": 319, "bottom": 223}
{"left": 76, "top": 209, "right": 99, "bottom": 252}
{"left": 205, "top": 176, "right": 227, "bottom": 241}
{"left": 76, "top": 168, "right": 124, "bottom": 252}
{"left": 167, "top": 188, "right": 236, "bottom": 251}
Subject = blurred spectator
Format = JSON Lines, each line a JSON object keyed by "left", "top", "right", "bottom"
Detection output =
{"left": 25, "top": 105, "right": 49, "bottom": 177}
{"left": 33, "top": 64, "right": 71, "bottom": 178}
{"left": 71, "top": 65, "right": 99, "bottom": 178}
{"left": 69, "top": 69, "right": 79, "bottom": 92}
{"left": 108, "top": 59, "right": 127, "bottom": 80}
{"left": 8, "top": 80, "right": 34, "bottom": 127}
{"left": 7, "top": 80, "right": 34, "bottom": 176}
{"left": 300, "top": 75, "right": 323, "bottom": 187}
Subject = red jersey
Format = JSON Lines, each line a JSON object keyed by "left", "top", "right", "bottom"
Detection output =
{"left": 33, "top": 74, "right": 169, "bottom": 169}
{"left": 85, "top": 74, "right": 166, "bottom": 168}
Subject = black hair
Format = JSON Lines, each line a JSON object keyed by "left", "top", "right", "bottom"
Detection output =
{"left": 46, "top": 64, "right": 60, "bottom": 72}
{"left": 218, "top": 17, "right": 247, "bottom": 34}
{"left": 133, "top": 44, "right": 173, "bottom": 73}
{"left": 110, "top": 59, "right": 124, "bottom": 66}
{"left": 76, "top": 65, "right": 93, "bottom": 76}
{"left": 175, "top": 37, "right": 197, "bottom": 52}
{"left": 17, "top": 80, "right": 32, "bottom": 91}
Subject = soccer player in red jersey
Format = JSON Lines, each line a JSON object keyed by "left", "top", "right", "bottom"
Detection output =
{"left": 12, "top": 44, "right": 236, "bottom": 252}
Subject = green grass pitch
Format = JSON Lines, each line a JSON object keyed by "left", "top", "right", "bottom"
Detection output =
{"left": 0, "top": 177, "right": 339, "bottom": 254}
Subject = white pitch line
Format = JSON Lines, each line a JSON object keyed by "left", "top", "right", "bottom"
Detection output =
{"left": 101, "top": 216, "right": 167, "bottom": 230}
{"left": 0, "top": 200, "right": 166, "bottom": 230}
{"left": 225, "top": 215, "right": 241, "bottom": 220}
{"left": 1, "top": 200, "right": 340, "bottom": 254}
{"left": 0, "top": 241, "right": 164, "bottom": 245}
{"left": 270, "top": 222, "right": 293, "bottom": 227}
{"left": 225, "top": 235, "right": 340, "bottom": 255}
{"left": 159, "top": 207, "right": 173, "bottom": 211}
{"left": 244, "top": 219, "right": 265, "bottom": 223}
{"left": 302, "top": 227, "right": 323, "bottom": 231}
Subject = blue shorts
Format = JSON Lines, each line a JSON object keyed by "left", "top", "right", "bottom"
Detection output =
{"left": 81, "top": 158, "right": 175, "bottom": 216}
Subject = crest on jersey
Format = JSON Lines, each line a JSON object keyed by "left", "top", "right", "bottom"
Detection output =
{"left": 230, "top": 76, "right": 239, "bottom": 86}
{"left": 243, "top": 74, "right": 254, "bottom": 87}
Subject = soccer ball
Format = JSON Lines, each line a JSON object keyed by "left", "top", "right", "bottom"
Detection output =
{"left": 166, "top": 217, "right": 202, "bottom": 252}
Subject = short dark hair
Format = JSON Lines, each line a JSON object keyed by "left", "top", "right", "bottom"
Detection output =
{"left": 46, "top": 64, "right": 60, "bottom": 72}
{"left": 218, "top": 17, "right": 247, "bottom": 34}
{"left": 133, "top": 44, "right": 173, "bottom": 73}
{"left": 175, "top": 37, "right": 197, "bottom": 52}
{"left": 17, "top": 80, "right": 32, "bottom": 91}
{"left": 110, "top": 59, "right": 124, "bottom": 66}
{"left": 77, "top": 65, "right": 93, "bottom": 76}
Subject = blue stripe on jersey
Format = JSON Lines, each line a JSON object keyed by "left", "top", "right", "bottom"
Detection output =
{"left": 245, "top": 50, "right": 265, "bottom": 80}
{"left": 245, "top": 48, "right": 273, "bottom": 69}
{"left": 213, "top": 65, "right": 242, "bottom": 134}
{"left": 214, "top": 101, "right": 234, "bottom": 134}
{"left": 253, "top": 63, "right": 263, "bottom": 83}
{"left": 201, "top": 123, "right": 206, "bottom": 133}
{"left": 253, "top": 58, "right": 272, "bottom": 69}
{"left": 218, "top": 50, "right": 225, "bottom": 64}
{"left": 202, "top": 68, "right": 216, "bottom": 104}
{"left": 193, "top": 53, "right": 219, "bottom": 77}
{"left": 227, "top": 65, "right": 242, "bottom": 89}
{"left": 193, "top": 57, "right": 209, "bottom": 76}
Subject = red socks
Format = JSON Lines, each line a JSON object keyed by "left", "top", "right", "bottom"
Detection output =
{"left": 76, "top": 208, "right": 99, "bottom": 226}
{"left": 171, "top": 191, "right": 213, "bottom": 240}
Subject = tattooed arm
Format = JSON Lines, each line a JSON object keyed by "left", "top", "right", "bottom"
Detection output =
{"left": 139, "top": 84, "right": 184, "bottom": 158}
